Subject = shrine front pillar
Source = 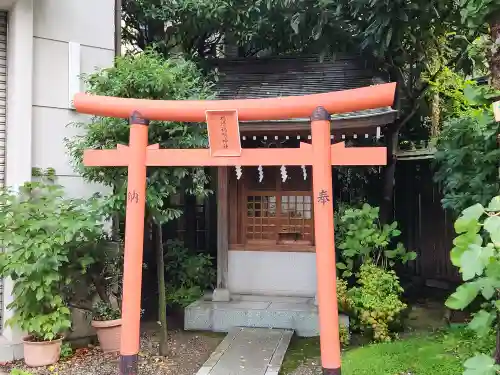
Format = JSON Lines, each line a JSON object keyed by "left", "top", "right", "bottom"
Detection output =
{"left": 213, "top": 166, "right": 230, "bottom": 302}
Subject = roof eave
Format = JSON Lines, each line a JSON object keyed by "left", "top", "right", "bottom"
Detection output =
{"left": 238, "top": 109, "right": 398, "bottom": 134}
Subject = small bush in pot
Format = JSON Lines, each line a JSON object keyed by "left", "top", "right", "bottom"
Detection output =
{"left": 0, "top": 181, "right": 106, "bottom": 366}
{"left": 91, "top": 300, "right": 122, "bottom": 353}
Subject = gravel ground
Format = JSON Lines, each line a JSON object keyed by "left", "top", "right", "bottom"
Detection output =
{"left": 4, "top": 330, "right": 223, "bottom": 375}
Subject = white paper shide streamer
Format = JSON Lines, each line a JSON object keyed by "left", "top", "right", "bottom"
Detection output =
{"left": 301, "top": 165, "right": 307, "bottom": 181}
{"left": 235, "top": 166, "right": 243, "bottom": 180}
{"left": 280, "top": 165, "right": 288, "bottom": 182}
{"left": 257, "top": 165, "right": 264, "bottom": 183}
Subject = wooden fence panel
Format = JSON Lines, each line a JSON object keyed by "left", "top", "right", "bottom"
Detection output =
{"left": 394, "top": 160, "right": 459, "bottom": 283}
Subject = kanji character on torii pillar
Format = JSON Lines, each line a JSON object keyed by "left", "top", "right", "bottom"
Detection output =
{"left": 73, "top": 82, "right": 396, "bottom": 375}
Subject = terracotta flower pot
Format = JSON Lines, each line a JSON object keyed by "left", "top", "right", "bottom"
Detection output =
{"left": 91, "top": 318, "right": 122, "bottom": 353}
{"left": 22, "top": 335, "right": 62, "bottom": 367}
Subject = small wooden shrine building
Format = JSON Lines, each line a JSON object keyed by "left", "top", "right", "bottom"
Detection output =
{"left": 185, "top": 55, "right": 398, "bottom": 335}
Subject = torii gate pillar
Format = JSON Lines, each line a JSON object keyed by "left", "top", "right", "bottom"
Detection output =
{"left": 311, "top": 107, "right": 341, "bottom": 373}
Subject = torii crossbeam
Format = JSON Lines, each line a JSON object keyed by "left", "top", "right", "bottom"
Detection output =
{"left": 75, "top": 82, "right": 396, "bottom": 375}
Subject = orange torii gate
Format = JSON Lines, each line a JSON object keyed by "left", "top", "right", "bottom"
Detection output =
{"left": 74, "top": 82, "right": 396, "bottom": 375}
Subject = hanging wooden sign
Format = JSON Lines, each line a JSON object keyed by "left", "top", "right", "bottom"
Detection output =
{"left": 206, "top": 109, "right": 241, "bottom": 157}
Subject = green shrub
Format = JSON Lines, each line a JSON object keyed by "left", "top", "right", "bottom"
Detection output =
{"left": 434, "top": 84, "right": 500, "bottom": 215}
{"left": 337, "top": 203, "right": 416, "bottom": 276}
{"left": 339, "top": 323, "right": 350, "bottom": 346}
{"left": 60, "top": 342, "right": 73, "bottom": 360}
{"left": 92, "top": 300, "right": 121, "bottom": 321}
{"left": 445, "top": 196, "right": 500, "bottom": 375}
{"left": 164, "top": 240, "right": 215, "bottom": 307}
{"left": 336, "top": 278, "right": 352, "bottom": 314}
{"left": 0, "top": 181, "right": 106, "bottom": 341}
{"left": 347, "top": 263, "right": 407, "bottom": 342}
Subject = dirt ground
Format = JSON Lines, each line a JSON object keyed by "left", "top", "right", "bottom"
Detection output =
{"left": 3, "top": 328, "right": 223, "bottom": 375}
{"left": 2, "top": 301, "right": 467, "bottom": 375}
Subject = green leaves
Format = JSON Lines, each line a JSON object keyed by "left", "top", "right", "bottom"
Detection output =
{"left": 0, "top": 181, "right": 109, "bottom": 341}
{"left": 66, "top": 51, "right": 212, "bottom": 228}
{"left": 92, "top": 300, "right": 121, "bottom": 321}
{"left": 459, "top": 244, "right": 493, "bottom": 281}
{"left": 446, "top": 282, "right": 479, "bottom": 310}
{"left": 345, "top": 263, "right": 407, "bottom": 342}
{"left": 463, "top": 354, "right": 500, "bottom": 375}
{"left": 483, "top": 215, "right": 500, "bottom": 245}
{"left": 486, "top": 196, "right": 500, "bottom": 211}
{"left": 461, "top": 203, "right": 486, "bottom": 221}
{"left": 164, "top": 240, "right": 216, "bottom": 307}
{"left": 337, "top": 203, "right": 416, "bottom": 273}
{"left": 454, "top": 216, "right": 481, "bottom": 235}
{"left": 434, "top": 87, "right": 500, "bottom": 215}
{"left": 468, "top": 310, "right": 495, "bottom": 336}
{"left": 447, "top": 197, "right": 500, "bottom": 375}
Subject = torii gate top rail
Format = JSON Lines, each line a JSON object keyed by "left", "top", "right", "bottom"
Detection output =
{"left": 73, "top": 82, "right": 396, "bottom": 122}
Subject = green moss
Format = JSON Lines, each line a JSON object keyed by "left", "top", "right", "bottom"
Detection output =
{"left": 279, "top": 336, "right": 321, "bottom": 374}
{"left": 343, "top": 334, "right": 461, "bottom": 375}
{"left": 280, "top": 327, "right": 495, "bottom": 375}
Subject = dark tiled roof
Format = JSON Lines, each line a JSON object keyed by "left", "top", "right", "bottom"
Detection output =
{"left": 210, "top": 55, "right": 395, "bottom": 123}
{"left": 212, "top": 55, "right": 388, "bottom": 99}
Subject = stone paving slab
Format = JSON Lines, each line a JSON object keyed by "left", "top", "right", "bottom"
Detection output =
{"left": 196, "top": 327, "right": 293, "bottom": 375}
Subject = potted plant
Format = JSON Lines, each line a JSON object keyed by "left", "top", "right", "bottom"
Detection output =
{"left": 91, "top": 300, "right": 122, "bottom": 353}
{"left": 0, "top": 180, "right": 107, "bottom": 366}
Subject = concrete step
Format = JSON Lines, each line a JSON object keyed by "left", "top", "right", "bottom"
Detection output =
{"left": 185, "top": 294, "right": 349, "bottom": 337}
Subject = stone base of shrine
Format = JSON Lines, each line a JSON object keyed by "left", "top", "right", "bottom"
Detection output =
{"left": 184, "top": 293, "right": 349, "bottom": 337}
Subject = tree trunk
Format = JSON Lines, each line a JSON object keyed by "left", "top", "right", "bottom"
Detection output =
{"left": 430, "top": 92, "right": 441, "bottom": 140}
{"left": 156, "top": 222, "right": 169, "bottom": 356}
{"left": 490, "top": 11, "right": 500, "bottom": 90}
{"left": 380, "top": 129, "right": 398, "bottom": 224}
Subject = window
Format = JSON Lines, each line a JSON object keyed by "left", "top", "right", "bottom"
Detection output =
{"left": 246, "top": 195, "right": 278, "bottom": 242}
{"left": 279, "top": 195, "right": 313, "bottom": 243}
{"left": 245, "top": 192, "right": 314, "bottom": 245}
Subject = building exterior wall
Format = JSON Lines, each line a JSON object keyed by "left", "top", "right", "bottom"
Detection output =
{"left": 228, "top": 251, "right": 317, "bottom": 297}
{"left": 31, "top": 0, "right": 114, "bottom": 197}
{"left": 0, "top": 11, "right": 6, "bottom": 337}
{"left": 1, "top": 0, "right": 116, "bottom": 361}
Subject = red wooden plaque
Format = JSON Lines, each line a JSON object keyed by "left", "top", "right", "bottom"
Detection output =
{"left": 206, "top": 109, "right": 241, "bottom": 157}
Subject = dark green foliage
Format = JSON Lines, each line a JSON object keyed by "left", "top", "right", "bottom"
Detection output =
{"left": 434, "top": 84, "right": 500, "bottom": 215}
{"left": 66, "top": 49, "right": 214, "bottom": 223}
{"left": 164, "top": 240, "right": 215, "bottom": 307}
{"left": 336, "top": 203, "right": 416, "bottom": 276}
{"left": 92, "top": 300, "right": 121, "bottom": 321}
{"left": 60, "top": 342, "right": 74, "bottom": 360}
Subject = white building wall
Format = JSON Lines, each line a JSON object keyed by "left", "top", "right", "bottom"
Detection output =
{"left": 31, "top": 0, "right": 115, "bottom": 197}
{"left": 228, "top": 251, "right": 317, "bottom": 297}
{"left": 1, "top": 0, "right": 116, "bottom": 361}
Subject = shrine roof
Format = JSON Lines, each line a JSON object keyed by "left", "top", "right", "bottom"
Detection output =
{"left": 210, "top": 55, "right": 397, "bottom": 129}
